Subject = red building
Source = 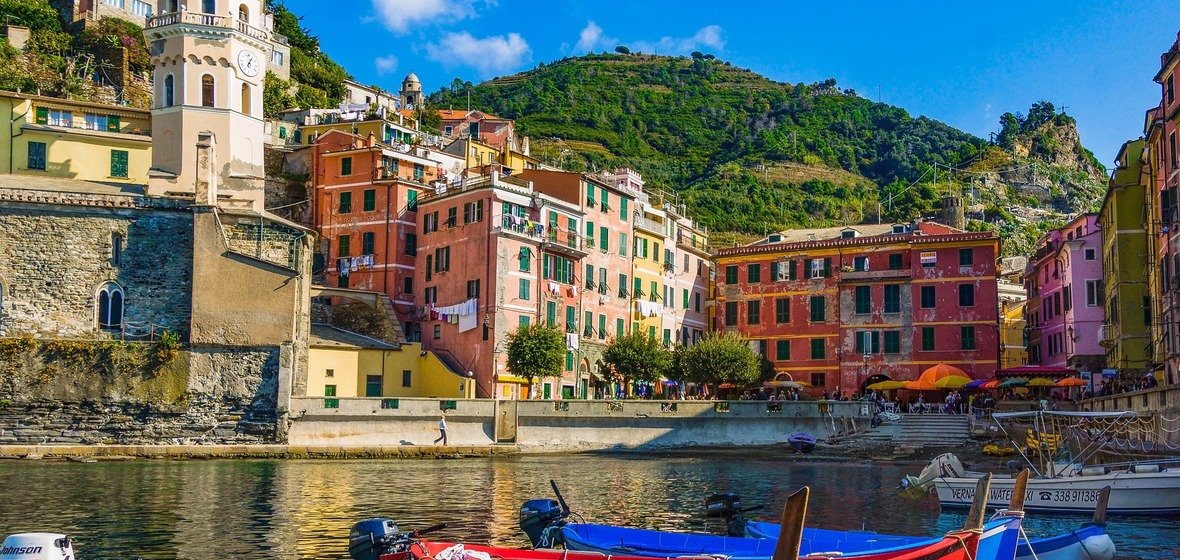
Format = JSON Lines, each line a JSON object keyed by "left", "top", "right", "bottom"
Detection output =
{"left": 311, "top": 129, "right": 444, "bottom": 341}
{"left": 713, "top": 222, "right": 1000, "bottom": 394}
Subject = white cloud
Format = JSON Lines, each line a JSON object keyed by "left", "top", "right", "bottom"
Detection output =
{"left": 374, "top": 55, "right": 399, "bottom": 75}
{"left": 424, "top": 31, "right": 531, "bottom": 76}
{"left": 371, "top": 0, "right": 477, "bottom": 34}
{"left": 574, "top": 21, "right": 617, "bottom": 54}
{"left": 632, "top": 25, "right": 726, "bottom": 55}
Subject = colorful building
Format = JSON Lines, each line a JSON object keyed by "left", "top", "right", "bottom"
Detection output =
{"left": 1098, "top": 139, "right": 1153, "bottom": 378}
{"left": 1025, "top": 214, "right": 1105, "bottom": 373}
{"left": 1148, "top": 32, "right": 1180, "bottom": 384}
{"left": 713, "top": 221, "right": 1000, "bottom": 394}
{"left": 1000, "top": 299, "right": 1028, "bottom": 369}
{"left": 0, "top": 91, "right": 152, "bottom": 184}
{"left": 307, "top": 324, "right": 474, "bottom": 399}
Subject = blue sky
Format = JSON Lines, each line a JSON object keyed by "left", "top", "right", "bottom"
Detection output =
{"left": 281, "top": 0, "right": 1178, "bottom": 167}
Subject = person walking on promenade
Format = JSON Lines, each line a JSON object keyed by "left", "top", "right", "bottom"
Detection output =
{"left": 434, "top": 414, "right": 448, "bottom": 445}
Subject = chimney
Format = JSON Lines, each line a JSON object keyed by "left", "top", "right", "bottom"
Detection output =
{"left": 194, "top": 131, "right": 217, "bottom": 206}
{"left": 367, "top": 132, "right": 376, "bottom": 147}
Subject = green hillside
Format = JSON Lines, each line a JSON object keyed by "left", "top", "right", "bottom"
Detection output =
{"left": 429, "top": 53, "right": 1107, "bottom": 250}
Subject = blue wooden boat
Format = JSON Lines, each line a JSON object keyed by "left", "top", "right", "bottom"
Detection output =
{"left": 787, "top": 432, "right": 815, "bottom": 453}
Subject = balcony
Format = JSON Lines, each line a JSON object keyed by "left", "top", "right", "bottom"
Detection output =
{"left": 543, "top": 228, "right": 589, "bottom": 259}
{"left": 634, "top": 215, "right": 664, "bottom": 236}
{"left": 838, "top": 268, "right": 912, "bottom": 282}
{"left": 676, "top": 232, "right": 709, "bottom": 253}
{"left": 1099, "top": 324, "right": 1117, "bottom": 347}
{"left": 494, "top": 215, "right": 545, "bottom": 242}
{"left": 146, "top": 9, "right": 272, "bottom": 43}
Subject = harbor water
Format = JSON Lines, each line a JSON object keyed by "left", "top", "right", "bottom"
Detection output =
{"left": 0, "top": 453, "right": 1175, "bottom": 559}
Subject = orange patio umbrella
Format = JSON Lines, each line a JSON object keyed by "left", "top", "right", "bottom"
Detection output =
{"left": 918, "top": 363, "right": 969, "bottom": 384}
{"left": 1056, "top": 377, "right": 1087, "bottom": 387}
{"left": 904, "top": 380, "right": 939, "bottom": 391}
{"left": 981, "top": 380, "right": 1002, "bottom": 389}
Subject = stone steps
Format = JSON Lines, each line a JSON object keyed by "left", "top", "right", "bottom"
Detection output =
{"left": 839, "top": 413, "right": 972, "bottom": 451}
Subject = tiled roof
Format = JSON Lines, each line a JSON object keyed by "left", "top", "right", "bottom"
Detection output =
{"left": 310, "top": 324, "right": 401, "bottom": 350}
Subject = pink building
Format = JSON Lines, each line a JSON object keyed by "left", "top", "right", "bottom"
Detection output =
{"left": 1025, "top": 214, "right": 1105, "bottom": 372}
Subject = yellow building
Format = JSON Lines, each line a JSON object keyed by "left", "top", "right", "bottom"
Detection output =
{"left": 306, "top": 324, "right": 475, "bottom": 399}
{"left": 1098, "top": 138, "right": 1153, "bottom": 376}
{"left": 296, "top": 115, "right": 417, "bottom": 148}
{"left": 0, "top": 91, "right": 152, "bottom": 184}
{"left": 441, "top": 136, "right": 501, "bottom": 170}
{"left": 631, "top": 201, "right": 668, "bottom": 340}
{"left": 1000, "top": 299, "right": 1028, "bottom": 368}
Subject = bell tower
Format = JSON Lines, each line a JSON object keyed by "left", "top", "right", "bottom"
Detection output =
{"left": 144, "top": 0, "right": 271, "bottom": 211}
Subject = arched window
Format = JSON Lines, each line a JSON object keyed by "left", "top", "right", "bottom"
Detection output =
{"left": 202, "top": 0, "right": 215, "bottom": 14}
{"left": 238, "top": 3, "right": 248, "bottom": 23}
{"left": 97, "top": 282, "right": 124, "bottom": 329}
{"left": 163, "top": 74, "right": 175, "bottom": 107}
{"left": 201, "top": 75, "right": 215, "bottom": 107}
{"left": 241, "top": 82, "right": 250, "bottom": 116}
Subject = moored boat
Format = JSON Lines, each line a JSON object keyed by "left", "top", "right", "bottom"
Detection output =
{"left": 787, "top": 432, "right": 816, "bottom": 453}
{"left": 904, "top": 410, "right": 1180, "bottom": 515}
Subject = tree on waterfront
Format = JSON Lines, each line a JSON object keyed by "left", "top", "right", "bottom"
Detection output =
{"left": 505, "top": 324, "right": 566, "bottom": 399}
{"left": 602, "top": 332, "right": 671, "bottom": 388}
{"left": 680, "top": 332, "right": 762, "bottom": 387}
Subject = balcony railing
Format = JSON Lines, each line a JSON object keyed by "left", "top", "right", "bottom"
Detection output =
{"left": 839, "top": 269, "right": 913, "bottom": 282}
{"left": 634, "top": 215, "right": 664, "bottom": 236}
{"left": 496, "top": 215, "right": 544, "bottom": 240}
{"left": 1099, "top": 325, "right": 1117, "bottom": 347}
{"left": 146, "top": 9, "right": 272, "bottom": 43}
{"left": 676, "top": 232, "right": 709, "bottom": 252}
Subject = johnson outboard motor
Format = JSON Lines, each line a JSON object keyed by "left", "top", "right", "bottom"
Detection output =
{"left": 520, "top": 480, "right": 571, "bottom": 548}
{"left": 348, "top": 519, "right": 448, "bottom": 560}
{"left": 704, "top": 493, "right": 762, "bottom": 537}
{"left": 0, "top": 533, "right": 74, "bottom": 560}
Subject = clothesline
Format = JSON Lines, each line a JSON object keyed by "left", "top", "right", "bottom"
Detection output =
{"left": 337, "top": 255, "right": 374, "bottom": 277}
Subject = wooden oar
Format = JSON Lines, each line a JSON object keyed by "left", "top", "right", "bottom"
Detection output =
{"left": 770, "top": 486, "right": 810, "bottom": 560}
{"left": 1090, "top": 486, "right": 1111, "bottom": 526}
{"left": 962, "top": 473, "right": 993, "bottom": 531}
{"left": 1008, "top": 469, "right": 1030, "bottom": 512}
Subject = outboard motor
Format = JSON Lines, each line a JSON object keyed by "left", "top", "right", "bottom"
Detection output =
{"left": 349, "top": 519, "right": 403, "bottom": 560}
{"left": 0, "top": 533, "right": 74, "bottom": 560}
{"left": 519, "top": 499, "right": 565, "bottom": 548}
{"left": 704, "top": 493, "right": 760, "bottom": 537}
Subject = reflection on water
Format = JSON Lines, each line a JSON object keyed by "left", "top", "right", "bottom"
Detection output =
{"left": 0, "top": 454, "right": 1173, "bottom": 559}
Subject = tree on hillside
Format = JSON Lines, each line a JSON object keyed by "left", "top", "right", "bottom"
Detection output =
{"left": 680, "top": 332, "right": 762, "bottom": 387}
{"left": 614, "top": 45, "right": 630, "bottom": 54}
{"left": 602, "top": 332, "right": 670, "bottom": 387}
{"left": 505, "top": 324, "right": 565, "bottom": 399}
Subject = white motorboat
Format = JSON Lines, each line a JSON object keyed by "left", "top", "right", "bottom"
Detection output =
{"left": 904, "top": 410, "right": 1180, "bottom": 514}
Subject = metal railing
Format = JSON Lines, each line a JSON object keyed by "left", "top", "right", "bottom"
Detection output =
{"left": 146, "top": 9, "right": 272, "bottom": 42}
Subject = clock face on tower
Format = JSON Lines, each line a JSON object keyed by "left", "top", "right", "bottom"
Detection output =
{"left": 237, "top": 50, "right": 260, "bottom": 77}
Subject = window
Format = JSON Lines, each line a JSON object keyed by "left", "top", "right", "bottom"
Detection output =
{"left": 922, "top": 327, "right": 935, "bottom": 351}
{"left": 463, "top": 200, "right": 484, "bottom": 223}
{"left": 884, "top": 331, "right": 900, "bottom": 354}
{"left": 620, "top": 197, "right": 628, "bottom": 219}
{"left": 725, "top": 265, "right": 738, "bottom": 284}
{"left": 747, "top": 263, "right": 761, "bottom": 283}
{"left": 83, "top": 114, "right": 107, "bottom": 131}
{"left": 958, "top": 248, "right": 973, "bottom": 266}
{"left": 241, "top": 83, "right": 251, "bottom": 116}
{"left": 1170, "top": 72, "right": 1176, "bottom": 105}
{"left": 325, "top": 368, "right": 334, "bottom": 378}
{"left": 433, "top": 324, "right": 441, "bottom": 339}
{"left": 339, "top": 192, "right": 352, "bottom": 214}
{"left": 618, "top": 273, "right": 628, "bottom": 297}
{"left": 337, "top": 273, "right": 348, "bottom": 288}
{"left": 855, "top": 331, "right": 880, "bottom": 354}
{"left": 694, "top": 292, "right": 701, "bottom": 312}
{"left": 811, "top": 373, "right": 826, "bottom": 388}
{"left": 566, "top": 305, "right": 576, "bottom": 332}
{"left": 407, "top": 189, "right": 418, "bottom": 212}
{"left": 361, "top": 232, "right": 374, "bottom": 255}
{"left": 599, "top": 269, "right": 607, "bottom": 294}
{"left": 546, "top": 301, "right": 556, "bottom": 325}
{"left": 341, "top": 157, "right": 353, "bottom": 176}
{"left": 747, "top": 300, "right": 761, "bottom": 325}
{"left": 884, "top": 285, "right": 900, "bottom": 313}
{"left": 775, "top": 298, "right": 790, "bottom": 324}
{"left": 808, "top": 257, "right": 831, "bottom": 278}
{"left": 599, "top": 314, "right": 607, "bottom": 340}
{"left": 519, "top": 247, "right": 531, "bottom": 271}
{"left": 324, "top": 385, "right": 336, "bottom": 397}
{"left": 337, "top": 234, "right": 350, "bottom": 257}
{"left": 424, "top": 287, "right": 437, "bottom": 304}
{"left": 163, "top": 74, "right": 175, "bottom": 107}
{"left": 619, "top": 233, "right": 628, "bottom": 256}
{"left": 889, "top": 253, "right": 903, "bottom": 269}
{"left": 855, "top": 286, "right": 871, "bottom": 314}
{"left": 96, "top": 282, "right": 124, "bottom": 328}
{"left": 111, "top": 234, "right": 123, "bottom": 267}
{"left": 853, "top": 256, "right": 869, "bottom": 271}
{"left": 921, "top": 286, "right": 935, "bottom": 308}
{"left": 405, "top": 233, "right": 417, "bottom": 256}
{"left": 519, "top": 315, "right": 530, "bottom": 327}
{"left": 958, "top": 284, "right": 975, "bottom": 307}
{"left": 960, "top": 326, "right": 976, "bottom": 350}
{"left": 776, "top": 340, "right": 791, "bottom": 360}
{"left": 110, "top": 150, "right": 128, "bottom": 178}
{"left": 201, "top": 75, "right": 215, "bottom": 107}
{"left": 1063, "top": 285, "right": 1072, "bottom": 311}
{"left": 27, "top": 141, "right": 46, "bottom": 170}
{"left": 434, "top": 246, "right": 451, "bottom": 272}
{"left": 518, "top": 278, "right": 530, "bottom": 300}
{"left": 466, "top": 279, "right": 480, "bottom": 298}
{"left": 403, "top": 276, "right": 412, "bottom": 295}
{"left": 616, "top": 318, "right": 625, "bottom": 337}
{"left": 810, "top": 338, "right": 825, "bottom": 360}
{"left": 725, "top": 302, "right": 738, "bottom": 326}
{"left": 44, "top": 108, "right": 72, "bottom": 126}
{"left": 365, "top": 375, "right": 382, "bottom": 397}
{"left": 599, "top": 226, "right": 608, "bottom": 251}
{"left": 1084, "top": 248, "right": 1096, "bottom": 261}
{"left": 402, "top": 370, "right": 412, "bottom": 387}
{"left": 683, "top": 289, "right": 689, "bottom": 309}
{"left": 202, "top": 0, "right": 215, "bottom": 13}
{"left": 363, "top": 189, "right": 375, "bottom": 211}
{"left": 1086, "top": 280, "right": 1104, "bottom": 307}
{"left": 414, "top": 164, "right": 424, "bottom": 181}
{"left": 425, "top": 255, "right": 432, "bottom": 281}
{"left": 272, "top": 50, "right": 283, "bottom": 66}
{"left": 810, "top": 296, "right": 825, "bottom": 322}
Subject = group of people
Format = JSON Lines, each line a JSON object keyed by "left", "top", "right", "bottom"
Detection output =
{"left": 738, "top": 388, "right": 800, "bottom": 401}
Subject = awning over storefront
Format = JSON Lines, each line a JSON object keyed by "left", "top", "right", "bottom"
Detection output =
{"left": 995, "top": 365, "right": 1078, "bottom": 379}
{"left": 495, "top": 374, "right": 531, "bottom": 384}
